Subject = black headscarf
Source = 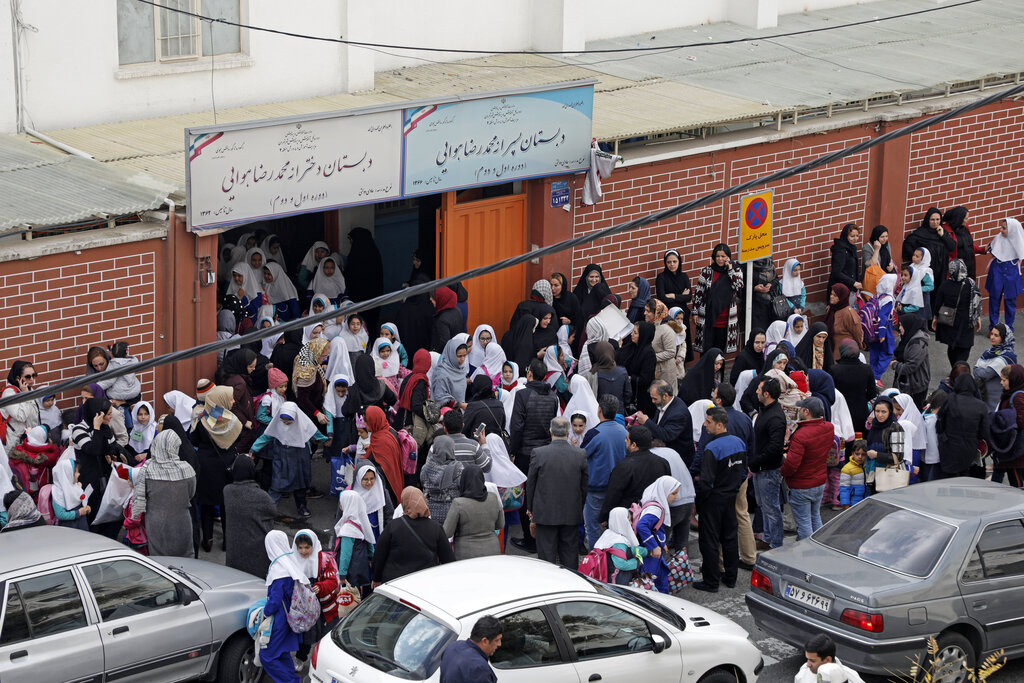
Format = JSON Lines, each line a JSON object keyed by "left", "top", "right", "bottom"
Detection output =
{"left": 679, "top": 346, "right": 723, "bottom": 405}
{"left": 458, "top": 465, "right": 488, "bottom": 502}
{"left": 762, "top": 343, "right": 795, "bottom": 373}
{"left": 573, "top": 264, "right": 613, "bottom": 322}
{"left": 865, "top": 396, "right": 894, "bottom": 449}
{"left": 6, "top": 360, "right": 31, "bottom": 389}
{"left": 220, "top": 348, "right": 256, "bottom": 382}
{"left": 501, "top": 315, "right": 538, "bottom": 375}
{"left": 269, "top": 329, "right": 304, "bottom": 381}
{"left": 82, "top": 397, "right": 111, "bottom": 426}
{"left": 919, "top": 207, "right": 942, "bottom": 231}
{"left": 531, "top": 304, "right": 559, "bottom": 350}
{"left": 731, "top": 329, "right": 765, "bottom": 384}
{"left": 868, "top": 225, "right": 892, "bottom": 272}
{"left": 795, "top": 322, "right": 834, "bottom": 372}
{"left": 346, "top": 227, "right": 384, "bottom": 303}
{"left": 657, "top": 249, "right": 691, "bottom": 307}
{"left": 468, "top": 375, "right": 495, "bottom": 402}
{"left": 616, "top": 321, "right": 656, "bottom": 376}
{"left": 353, "top": 353, "right": 385, "bottom": 403}
{"left": 551, "top": 272, "right": 582, "bottom": 334}
{"left": 894, "top": 313, "right": 926, "bottom": 363}
{"left": 944, "top": 373, "right": 981, "bottom": 422}
{"left": 807, "top": 369, "right": 835, "bottom": 422}
{"left": 943, "top": 206, "right": 975, "bottom": 278}
{"left": 164, "top": 415, "right": 199, "bottom": 470}
{"left": 230, "top": 453, "right": 257, "bottom": 482}
{"left": 704, "top": 244, "right": 736, "bottom": 329}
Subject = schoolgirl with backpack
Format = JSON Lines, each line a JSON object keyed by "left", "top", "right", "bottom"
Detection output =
{"left": 292, "top": 530, "right": 340, "bottom": 666}
{"left": 579, "top": 507, "right": 647, "bottom": 584}
{"left": 262, "top": 530, "right": 321, "bottom": 683}
{"left": 866, "top": 274, "right": 898, "bottom": 381}
{"left": 333, "top": 490, "right": 376, "bottom": 597}
{"left": 634, "top": 476, "right": 685, "bottom": 594}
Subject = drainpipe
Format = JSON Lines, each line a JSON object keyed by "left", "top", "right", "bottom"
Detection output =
{"left": 24, "top": 128, "right": 94, "bottom": 159}
{"left": 162, "top": 198, "right": 178, "bottom": 395}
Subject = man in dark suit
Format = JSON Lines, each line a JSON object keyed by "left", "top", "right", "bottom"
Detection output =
{"left": 525, "top": 417, "right": 589, "bottom": 568}
{"left": 637, "top": 379, "right": 695, "bottom": 467}
{"left": 599, "top": 424, "right": 671, "bottom": 524}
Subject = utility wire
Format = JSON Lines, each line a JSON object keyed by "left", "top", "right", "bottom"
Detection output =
{"left": 3, "top": 79, "right": 1022, "bottom": 410}
{"left": 133, "top": 0, "right": 982, "bottom": 57}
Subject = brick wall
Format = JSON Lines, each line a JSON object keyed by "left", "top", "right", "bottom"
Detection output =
{"left": 0, "top": 245, "right": 161, "bottom": 411}
{"left": 904, "top": 101, "right": 1024, "bottom": 288}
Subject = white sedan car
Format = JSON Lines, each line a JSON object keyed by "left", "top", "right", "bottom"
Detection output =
{"left": 310, "top": 556, "right": 763, "bottom": 683}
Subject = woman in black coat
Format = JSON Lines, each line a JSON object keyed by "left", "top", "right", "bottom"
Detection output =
{"left": 903, "top": 208, "right": 957, "bottom": 290}
{"left": 189, "top": 416, "right": 235, "bottom": 552}
{"left": 943, "top": 206, "right": 980, "bottom": 281}
{"left": 462, "top": 376, "right": 507, "bottom": 443}
{"left": 551, "top": 272, "right": 582, "bottom": 338}
{"left": 616, "top": 321, "right": 657, "bottom": 416}
{"left": 431, "top": 286, "right": 464, "bottom": 353}
{"left": 936, "top": 374, "right": 991, "bottom": 478}
{"left": 828, "top": 338, "right": 877, "bottom": 434}
{"left": 932, "top": 258, "right": 979, "bottom": 369}
{"left": 573, "top": 263, "right": 613, "bottom": 324}
{"left": 828, "top": 223, "right": 862, "bottom": 296}
{"left": 654, "top": 250, "right": 693, "bottom": 361}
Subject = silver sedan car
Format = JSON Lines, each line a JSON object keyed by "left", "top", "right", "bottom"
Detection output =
{"left": 746, "top": 478, "right": 1024, "bottom": 679}
{"left": 0, "top": 526, "right": 268, "bottom": 683}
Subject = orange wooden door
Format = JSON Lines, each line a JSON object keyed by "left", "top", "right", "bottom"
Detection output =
{"left": 437, "top": 191, "right": 527, "bottom": 339}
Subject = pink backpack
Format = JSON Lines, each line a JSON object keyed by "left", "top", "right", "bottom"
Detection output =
{"left": 390, "top": 428, "right": 419, "bottom": 475}
{"left": 629, "top": 501, "right": 665, "bottom": 533}
{"left": 578, "top": 546, "right": 628, "bottom": 583}
{"left": 36, "top": 484, "right": 58, "bottom": 525}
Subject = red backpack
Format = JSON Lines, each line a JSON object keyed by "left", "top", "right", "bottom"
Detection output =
{"left": 36, "top": 484, "right": 58, "bottom": 525}
{"left": 390, "top": 428, "right": 419, "bottom": 474}
{"left": 578, "top": 546, "right": 628, "bottom": 583}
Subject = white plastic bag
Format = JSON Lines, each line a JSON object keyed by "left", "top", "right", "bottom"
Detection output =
{"left": 92, "top": 474, "right": 134, "bottom": 524}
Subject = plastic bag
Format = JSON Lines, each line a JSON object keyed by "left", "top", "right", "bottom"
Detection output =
{"left": 92, "top": 474, "right": 134, "bottom": 524}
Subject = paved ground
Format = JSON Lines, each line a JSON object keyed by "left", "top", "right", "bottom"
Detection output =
{"left": 199, "top": 326, "right": 1019, "bottom": 682}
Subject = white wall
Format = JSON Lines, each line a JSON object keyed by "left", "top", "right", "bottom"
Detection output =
{"left": 0, "top": 0, "right": 881, "bottom": 134}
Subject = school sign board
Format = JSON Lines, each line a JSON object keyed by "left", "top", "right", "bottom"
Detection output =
{"left": 186, "top": 81, "right": 595, "bottom": 231}
{"left": 738, "top": 190, "right": 773, "bottom": 263}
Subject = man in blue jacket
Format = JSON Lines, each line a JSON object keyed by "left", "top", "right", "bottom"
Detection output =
{"left": 580, "top": 394, "right": 627, "bottom": 548}
{"left": 440, "top": 615, "right": 502, "bottom": 683}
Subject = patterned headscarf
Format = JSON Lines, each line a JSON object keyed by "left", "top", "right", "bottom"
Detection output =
{"left": 293, "top": 337, "right": 330, "bottom": 388}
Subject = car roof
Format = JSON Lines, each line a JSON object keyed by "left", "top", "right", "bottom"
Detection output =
{"left": 0, "top": 526, "right": 127, "bottom": 573}
{"left": 385, "top": 556, "right": 596, "bottom": 618}
{"left": 879, "top": 477, "right": 1024, "bottom": 524}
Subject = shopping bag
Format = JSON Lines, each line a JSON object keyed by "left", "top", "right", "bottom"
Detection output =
{"left": 628, "top": 572, "right": 658, "bottom": 591}
{"left": 92, "top": 474, "right": 134, "bottom": 524}
{"left": 875, "top": 465, "right": 909, "bottom": 492}
{"left": 329, "top": 456, "right": 348, "bottom": 496}
{"left": 337, "top": 583, "right": 362, "bottom": 618}
{"left": 665, "top": 548, "right": 695, "bottom": 592}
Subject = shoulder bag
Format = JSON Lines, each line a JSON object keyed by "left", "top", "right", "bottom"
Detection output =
{"left": 935, "top": 283, "right": 964, "bottom": 327}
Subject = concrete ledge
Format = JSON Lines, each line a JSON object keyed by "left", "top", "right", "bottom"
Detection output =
{"left": 0, "top": 222, "right": 168, "bottom": 263}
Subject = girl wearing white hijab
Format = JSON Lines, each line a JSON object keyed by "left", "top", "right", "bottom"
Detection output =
{"left": 261, "top": 262, "right": 300, "bottom": 322}
{"left": 562, "top": 375, "right": 600, "bottom": 434}
{"left": 636, "top": 475, "right": 682, "bottom": 594}
{"left": 251, "top": 401, "right": 325, "bottom": 517}
{"left": 351, "top": 463, "right": 390, "bottom": 541}
{"left": 468, "top": 324, "right": 504, "bottom": 380}
{"left": 257, "top": 313, "right": 280, "bottom": 358}
{"left": 781, "top": 258, "right": 806, "bottom": 312}
{"left": 260, "top": 235, "right": 286, "bottom": 267}
{"left": 764, "top": 320, "right": 789, "bottom": 357}
{"left": 334, "top": 489, "right": 375, "bottom": 586}
{"left": 542, "top": 345, "right": 569, "bottom": 392}
{"left": 868, "top": 273, "right": 899, "bottom": 380}
{"left": 785, "top": 313, "right": 808, "bottom": 349}
{"left": 163, "top": 391, "right": 197, "bottom": 432}
{"left": 337, "top": 313, "right": 369, "bottom": 355}
{"left": 911, "top": 246, "right": 935, "bottom": 320}
{"left": 244, "top": 247, "right": 267, "bottom": 284}
{"left": 370, "top": 337, "right": 408, "bottom": 398}
{"left": 894, "top": 393, "right": 927, "bottom": 483}
{"left": 498, "top": 361, "right": 526, "bottom": 430}
{"left": 298, "top": 240, "right": 331, "bottom": 290}
{"left": 311, "top": 256, "right": 347, "bottom": 302}
{"left": 557, "top": 324, "right": 576, "bottom": 369}
{"left": 261, "top": 529, "right": 307, "bottom": 681}
{"left": 593, "top": 507, "right": 646, "bottom": 585}
{"left": 985, "top": 217, "right": 1024, "bottom": 329}
{"left": 325, "top": 338, "right": 355, "bottom": 386}
{"left": 896, "top": 264, "right": 925, "bottom": 314}
{"left": 379, "top": 323, "right": 409, "bottom": 368}
{"left": 229, "top": 264, "right": 262, "bottom": 319}
{"left": 51, "top": 456, "right": 89, "bottom": 530}
{"left": 128, "top": 401, "right": 157, "bottom": 457}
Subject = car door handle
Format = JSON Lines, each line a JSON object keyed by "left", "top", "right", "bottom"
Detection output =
{"left": 10, "top": 650, "right": 27, "bottom": 661}
{"left": 589, "top": 675, "right": 602, "bottom": 682}
{"left": 112, "top": 626, "right": 130, "bottom": 635}
{"left": 973, "top": 600, "right": 988, "bottom": 610}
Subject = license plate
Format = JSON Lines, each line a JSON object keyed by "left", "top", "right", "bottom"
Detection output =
{"left": 784, "top": 583, "right": 832, "bottom": 612}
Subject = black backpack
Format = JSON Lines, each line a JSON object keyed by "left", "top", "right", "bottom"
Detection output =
{"left": 989, "top": 391, "right": 1024, "bottom": 464}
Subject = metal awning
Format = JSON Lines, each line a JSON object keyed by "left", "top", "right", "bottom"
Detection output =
{"left": 0, "top": 135, "right": 176, "bottom": 234}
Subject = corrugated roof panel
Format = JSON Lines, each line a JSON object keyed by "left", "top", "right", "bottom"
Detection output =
{"left": 0, "top": 136, "right": 176, "bottom": 232}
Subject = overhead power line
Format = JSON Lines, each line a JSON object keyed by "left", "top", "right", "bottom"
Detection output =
{"left": 3, "top": 80, "right": 1022, "bottom": 410}
{"left": 134, "top": 0, "right": 981, "bottom": 57}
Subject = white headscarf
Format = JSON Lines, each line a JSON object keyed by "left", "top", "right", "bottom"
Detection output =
{"left": 897, "top": 264, "right": 925, "bottom": 308}
{"left": 300, "top": 241, "right": 330, "bottom": 274}
{"left": 243, "top": 247, "right": 267, "bottom": 283}
{"left": 311, "top": 256, "right": 347, "bottom": 299}
{"left": 380, "top": 322, "right": 402, "bottom": 346}
{"left": 785, "top": 313, "right": 807, "bottom": 348}
{"left": 578, "top": 317, "right": 609, "bottom": 375}
{"left": 733, "top": 369, "right": 756, "bottom": 409}
{"left": 230, "top": 264, "right": 261, "bottom": 300}
{"left": 782, "top": 258, "right": 803, "bottom": 297}
{"left": 334, "top": 490, "right": 375, "bottom": 543}
{"left": 483, "top": 433, "right": 527, "bottom": 487}
{"left": 51, "top": 456, "right": 85, "bottom": 510}
{"left": 499, "top": 378, "right": 525, "bottom": 430}
{"left": 764, "top": 320, "right": 789, "bottom": 356}
{"left": 562, "top": 375, "right": 600, "bottom": 433}
{"left": 353, "top": 463, "right": 386, "bottom": 518}
{"left": 37, "top": 397, "right": 62, "bottom": 432}
{"left": 261, "top": 235, "right": 286, "bottom": 266}
{"left": 261, "top": 262, "right": 299, "bottom": 304}
{"left": 264, "top": 401, "right": 319, "bottom": 448}
{"left": 468, "top": 324, "right": 495, "bottom": 369}
{"left": 291, "top": 529, "right": 322, "bottom": 580}
{"left": 302, "top": 322, "right": 325, "bottom": 345}
{"left": 991, "top": 217, "right": 1024, "bottom": 262}
{"left": 594, "top": 506, "right": 639, "bottom": 550}
{"left": 25, "top": 426, "right": 48, "bottom": 447}
{"left": 258, "top": 317, "right": 280, "bottom": 358}
{"left": 265, "top": 529, "right": 310, "bottom": 586}
{"left": 688, "top": 399, "right": 714, "bottom": 442}
{"left": 914, "top": 247, "right": 935, "bottom": 286}
{"left": 370, "top": 338, "right": 399, "bottom": 378}
{"left": 337, "top": 314, "right": 369, "bottom": 353}
{"left": 128, "top": 401, "right": 157, "bottom": 453}
{"left": 325, "top": 338, "right": 355, "bottom": 384}
{"left": 831, "top": 391, "right": 856, "bottom": 441}
{"left": 894, "top": 393, "right": 928, "bottom": 450}
{"left": 640, "top": 476, "right": 682, "bottom": 521}
{"left": 323, "top": 373, "right": 351, "bottom": 417}
{"left": 470, "top": 333, "right": 506, "bottom": 382}
{"left": 542, "top": 345, "right": 564, "bottom": 387}
{"left": 875, "top": 273, "right": 898, "bottom": 308}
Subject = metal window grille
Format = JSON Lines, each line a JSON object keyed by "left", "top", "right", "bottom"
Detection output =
{"left": 157, "top": 0, "right": 200, "bottom": 61}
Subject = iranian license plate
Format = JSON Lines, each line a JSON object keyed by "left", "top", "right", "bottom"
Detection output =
{"left": 784, "top": 583, "right": 832, "bottom": 612}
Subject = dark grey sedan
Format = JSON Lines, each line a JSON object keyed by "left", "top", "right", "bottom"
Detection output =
{"left": 746, "top": 478, "right": 1024, "bottom": 680}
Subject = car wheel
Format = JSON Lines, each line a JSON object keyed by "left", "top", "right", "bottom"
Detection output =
{"left": 218, "top": 634, "right": 262, "bottom": 683}
{"left": 929, "top": 632, "right": 976, "bottom": 683}
{"left": 698, "top": 668, "right": 740, "bottom": 683}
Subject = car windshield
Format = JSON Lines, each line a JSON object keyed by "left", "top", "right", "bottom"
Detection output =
{"left": 584, "top": 575, "right": 687, "bottom": 630}
{"left": 812, "top": 499, "right": 955, "bottom": 577}
{"left": 334, "top": 593, "right": 456, "bottom": 680}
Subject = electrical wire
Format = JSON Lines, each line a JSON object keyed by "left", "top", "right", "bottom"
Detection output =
{"left": 133, "top": 0, "right": 982, "bottom": 57}
{"left": 3, "top": 79, "right": 1021, "bottom": 411}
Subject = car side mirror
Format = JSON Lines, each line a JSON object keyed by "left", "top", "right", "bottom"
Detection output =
{"left": 651, "top": 634, "right": 667, "bottom": 654}
{"left": 176, "top": 582, "right": 194, "bottom": 607}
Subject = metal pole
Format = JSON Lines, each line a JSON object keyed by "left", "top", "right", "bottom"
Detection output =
{"left": 745, "top": 260, "right": 754, "bottom": 342}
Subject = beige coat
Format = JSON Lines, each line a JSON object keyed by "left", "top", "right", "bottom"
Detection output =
{"left": 652, "top": 322, "right": 680, "bottom": 396}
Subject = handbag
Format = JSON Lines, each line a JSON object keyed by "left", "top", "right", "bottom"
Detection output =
{"left": 336, "top": 583, "right": 361, "bottom": 617}
{"left": 628, "top": 572, "right": 658, "bottom": 592}
{"left": 935, "top": 283, "right": 964, "bottom": 327}
{"left": 875, "top": 464, "right": 909, "bottom": 491}
{"left": 498, "top": 484, "right": 524, "bottom": 512}
{"left": 483, "top": 403, "right": 511, "bottom": 443}
{"left": 422, "top": 397, "right": 441, "bottom": 425}
{"left": 771, "top": 294, "right": 791, "bottom": 320}
{"left": 665, "top": 548, "right": 695, "bottom": 592}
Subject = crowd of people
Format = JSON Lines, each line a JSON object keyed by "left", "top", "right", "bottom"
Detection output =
{"left": 0, "top": 211, "right": 1022, "bottom": 681}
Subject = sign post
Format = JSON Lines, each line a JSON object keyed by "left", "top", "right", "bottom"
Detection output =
{"left": 738, "top": 190, "right": 774, "bottom": 339}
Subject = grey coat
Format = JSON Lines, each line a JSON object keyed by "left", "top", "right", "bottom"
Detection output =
{"left": 223, "top": 481, "right": 277, "bottom": 578}
{"left": 892, "top": 332, "right": 930, "bottom": 396}
{"left": 526, "top": 439, "right": 589, "bottom": 526}
{"left": 144, "top": 477, "right": 196, "bottom": 558}
{"left": 443, "top": 494, "right": 504, "bottom": 560}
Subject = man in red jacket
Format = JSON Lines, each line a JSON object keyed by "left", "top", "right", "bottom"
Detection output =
{"left": 781, "top": 397, "right": 833, "bottom": 541}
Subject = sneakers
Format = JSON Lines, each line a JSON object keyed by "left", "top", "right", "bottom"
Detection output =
{"left": 306, "top": 487, "right": 325, "bottom": 500}
{"left": 297, "top": 505, "right": 312, "bottom": 518}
